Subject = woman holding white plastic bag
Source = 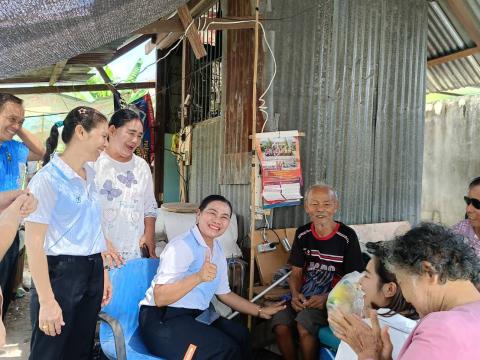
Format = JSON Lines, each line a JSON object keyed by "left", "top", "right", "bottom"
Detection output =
{"left": 329, "top": 242, "right": 418, "bottom": 359}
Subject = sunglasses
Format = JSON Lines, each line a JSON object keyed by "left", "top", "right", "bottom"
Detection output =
{"left": 464, "top": 196, "right": 480, "bottom": 210}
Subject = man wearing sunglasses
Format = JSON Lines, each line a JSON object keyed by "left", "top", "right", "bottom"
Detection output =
{"left": 452, "top": 177, "right": 480, "bottom": 257}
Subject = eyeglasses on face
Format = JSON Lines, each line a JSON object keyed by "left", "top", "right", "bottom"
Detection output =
{"left": 464, "top": 196, "right": 480, "bottom": 210}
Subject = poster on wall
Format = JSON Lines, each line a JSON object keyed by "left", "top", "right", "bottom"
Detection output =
{"left": 255, "top": 130, "right": 303, "bottom": 208}
{"left": 132, "top": 94, "right": 155, "bottom": 165}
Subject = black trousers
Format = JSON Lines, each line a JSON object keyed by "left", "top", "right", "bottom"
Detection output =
{"left": 29, "top": 253, "right": 104, "bottom": 360}
{"left": 139, "top": 305, "right": 252, "bottom": 360}
{"left": 0, "top": 233, "right": 19, "bottom": 318}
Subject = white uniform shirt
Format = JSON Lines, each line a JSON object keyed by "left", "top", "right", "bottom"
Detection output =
{"left": 93, "top": 152, "right": 157, "bottom": 260}
{"left": 25, "top": 154, "right": 106, "bottom": 256}
{"left": 335, "top": 309, "right": 417, "bottom": 360}
{"left": 140, "top": 225, "right": 231, "bottom": 310}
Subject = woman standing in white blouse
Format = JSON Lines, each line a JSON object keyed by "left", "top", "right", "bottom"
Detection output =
{"left": 25, "top": 107, "right": 112, "bottom": 359}
{"left": 94, "top": 109, "right": 158, "bottom": 265}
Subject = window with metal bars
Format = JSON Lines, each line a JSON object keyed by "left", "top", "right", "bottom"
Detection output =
{"left": 185, "top": 1, "right": 223, "bottom": 124}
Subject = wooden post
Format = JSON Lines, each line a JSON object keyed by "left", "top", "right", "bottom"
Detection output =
{"left": 248, "top": 0, "right": 260, "bottom": 329}
{"left": 154, "top": 49, "right": 168, "bottom": 205}
{"left": 179, "top": 38, "right": 188, "bottom": 203}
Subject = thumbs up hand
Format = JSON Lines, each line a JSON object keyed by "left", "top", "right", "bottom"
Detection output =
{"left": 196, "top": 251, "right": 217, "bottom": 283}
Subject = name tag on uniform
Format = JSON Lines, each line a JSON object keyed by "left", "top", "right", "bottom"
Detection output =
{"left": 195, "top": 308, "right": 220, "bottom": 325}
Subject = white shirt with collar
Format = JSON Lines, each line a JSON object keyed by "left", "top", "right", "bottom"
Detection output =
{"left": 25, "top": 154, "right": 106, "bottom": 256}
{"left": 140, "top": 225, "right": 231, "bottom": 310}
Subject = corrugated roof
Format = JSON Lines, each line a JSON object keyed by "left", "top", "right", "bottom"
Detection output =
{"left": 427, "top": 0, "right": 480, "bottom": 92}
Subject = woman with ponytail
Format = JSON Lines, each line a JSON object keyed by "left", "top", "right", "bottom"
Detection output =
{"left": 94, "top": 108, "right": 158, "bottom": 266}
{"left": 24, "top": 107, "right": 112, "bottom": 359}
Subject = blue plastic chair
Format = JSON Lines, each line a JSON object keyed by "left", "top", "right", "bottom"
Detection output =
{"left": 99, "top": 258, "right": 164, "bottom": 360}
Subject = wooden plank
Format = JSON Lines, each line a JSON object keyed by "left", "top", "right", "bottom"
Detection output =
{"left": 136, "top": 18, "right": 184, "bottom": 34}
{"left": 48, "top": 60, "right": 68, "bottom": 86}
{"left": 1, "top": 82, "right": 155, "bottom": 95}
{"left": 158, "top": 32, "right": 184, "bottom": 50}
{"left": 427, "top": 46, "right": 480, "bottom": 67}
{"left": 248, "top": 0, "right": 261, "bottom": 329}
{"left": 219, "top": 152, "right": 250, "bottom": 184}
{"left": 252, "top": 228, "right": 295, "bottom": 285}
{"left": 137, "top": 17, "right": 256, "bottom": 35}
{"left": 109, "top": 34, "right": 153, "bottom": 63}
{"left": 177, "top": 4, "right": 207, "bottom": 59}
{"left": 446, "top": 0, "right": 480, "bottom": 45}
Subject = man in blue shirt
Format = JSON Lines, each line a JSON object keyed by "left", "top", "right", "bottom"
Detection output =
{"left": 0, "top": 93, "right": 45, "bottom": 316}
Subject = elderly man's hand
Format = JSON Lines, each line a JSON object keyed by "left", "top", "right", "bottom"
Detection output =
{"left": 304, "top": 294, "right": 328, "bottom": 309}
{"left": 291, "top": 293, "right": 307, "bottom": 312}
{"left": 328, "top": 309, "right": 393, "bottom": 360}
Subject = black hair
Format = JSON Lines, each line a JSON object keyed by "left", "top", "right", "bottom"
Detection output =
{"left": 199, "top": 195, "right": 233, "bottom": 217}
{"left": 469, "top": 176, "right": 480, "bottom": 189}
{"left": 0, "top": 93, "right": 23, "bottom": 112}
{"left": 42, "top": 107, "right": 107, "bottom": 165}
{"left": 388, "top": 222, "right": 480, "bottom": 285}
{"left": 109, "top": 108, "right": 141, "bottom": 128}
{"left": 366, "top": 242, "right": 418, "bottom": 320}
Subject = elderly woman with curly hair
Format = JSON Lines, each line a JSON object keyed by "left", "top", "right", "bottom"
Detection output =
{"left": 329, "top": 222, "right": 480, "bottom": 359}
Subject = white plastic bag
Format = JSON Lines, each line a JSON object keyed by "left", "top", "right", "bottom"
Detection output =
{"left": 326, "top": 271, "right": 364, "bottom": 316}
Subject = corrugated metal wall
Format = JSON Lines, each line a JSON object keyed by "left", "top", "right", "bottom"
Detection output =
{"left": 188, "top": 117, "right": 251, "bottom": 244}
{"left": 189, "top": 0, "right": 428, "bottom": 241}
{"left": 189, "top": 117, "right": 223, "bottom": 201}
{"left": 265, "top": 0, "right": 427, "bottom": 228}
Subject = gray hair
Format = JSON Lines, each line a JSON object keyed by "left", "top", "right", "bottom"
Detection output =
{"left": 387, "top": 222, "right": 480, "bottom": 284}
{"left": 305, "top": 183, "right": 338, "bottom": 202}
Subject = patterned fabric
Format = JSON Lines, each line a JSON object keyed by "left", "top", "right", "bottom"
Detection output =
{"left": 452, "top": 219, "right": 480, "bottom": 257}
{"left": 94, "top": 152, "right": 157, "bottom": 261}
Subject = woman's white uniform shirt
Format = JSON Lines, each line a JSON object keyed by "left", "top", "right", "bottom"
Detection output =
{"left": 25, "top": 154, "right": 106, "bottom": 255}
{"left": 140, "top": 225, "right": 231, "bottom": 310}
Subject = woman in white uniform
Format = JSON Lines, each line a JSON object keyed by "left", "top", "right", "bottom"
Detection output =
{"left": 94, "top": 108, "right": 157, "bottom": 265}
{"left": 25, "top": 107, "right": 112, "bottom": 359}
{"left": 139, "top": 194, "right": 286, "bottom": 359}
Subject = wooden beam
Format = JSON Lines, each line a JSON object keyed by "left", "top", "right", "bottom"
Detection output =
{"left": 427, "top": 46, "right": 480, "bottom": 67}
{"left": 48, "top": 60, "right": 67, "bottom": 86}
{"left": 143, "top": 0, "right": 217, "bottom": 54}
{"left": 136, "top": 18, "right": 184, "bottom": 34}
{"left": 109, "top": 34, "right": 153, "bottom": 63}
{"left": 1, "top": 82, "right": 155, "bottom": 95}
{"left": 96, "top": 66, "right": 112, "bottom": 83}
{"left": 177, "top": 4, "right": 207, "bottom": 59}
{"left": 154, "top": 49, "right": 168, "bottom": 205}
{"left": 446, "top": 0, "right": 480, "bottom": 45}
{"left": 136, "top": 16, "right": 257, "bottom": 35}
{"left": 157, "top": 33, "right": 184, "bottom": 51}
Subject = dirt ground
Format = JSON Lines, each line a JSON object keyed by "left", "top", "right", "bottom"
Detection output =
{"left": 0, "top": 270, "right": 32, "bottom": 359}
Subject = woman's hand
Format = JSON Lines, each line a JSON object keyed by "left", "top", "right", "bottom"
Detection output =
{"left": 258, "top": 301, "right": 286, "bottom": 319}
{"left": 102, "top": 239, "right": 125, "bottom": 268}
{"left": 196, "top": 252, "right": 217, "bottom": 282}
{"left": 139, "top": 234, "right": 159, "bottom": 259}
{"left": 102, "top": 270, "right": 113, "bottom": 307}
{"left": 39, "top": 298, "right": 65, "bottom": 336}
{"left": 16, "top": 191, "right": 37, "bottom": 218}
{"left": 328, "top": 309, "right": 393, "bottom": 360}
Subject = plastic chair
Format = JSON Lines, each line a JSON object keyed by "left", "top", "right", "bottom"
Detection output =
{"left": 318, "top": 325, "right": 340, "bottom": 351}
{"left": 99, "top": 258, "right": 164, "bottom": 360}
